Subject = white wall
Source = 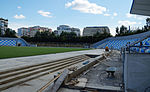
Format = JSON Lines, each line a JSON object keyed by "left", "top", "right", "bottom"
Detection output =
{"left": 124, "top": 53, "right": 150, "bottom": 92}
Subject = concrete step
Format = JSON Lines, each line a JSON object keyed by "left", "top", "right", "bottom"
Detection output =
{"left": 0, "top": 57, "right": 88, "bottom": 84}
{"left": 0, "top": 55, "right": 87, "bottom": 79}
{"left": 0, "top": 55, "right": 87, "bottom": 75}
{"left": 0, "top": 56, "right": 90, "bottom": 91}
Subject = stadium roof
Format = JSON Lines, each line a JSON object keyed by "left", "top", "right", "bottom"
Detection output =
{"left": 130, "top": 0, "right": 150, "bottom": 16}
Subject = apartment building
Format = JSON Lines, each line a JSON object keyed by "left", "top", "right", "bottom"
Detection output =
{"left": 54, "top": 25, "right": 80, "bottom": 36}
{"left": 18, "top": 27, "right": 29, "bottom": 37}
{"left": 83, "top": 26, "right": 110, "bottom": 36}
{"left": 18, "top": 26, "right": 52, "bottom": 37}
{"left": 0, "top": 18, "right": 8, "bottom": 35}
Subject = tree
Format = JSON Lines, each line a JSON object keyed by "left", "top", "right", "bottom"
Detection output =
{"left": 50, "top": 32, "right": 56, "bottom": 38}
{"left": 35, "top": 31, "right": 41, "bottom": 38}
{"left": 59, "top": 31, "right": 77, "bottom": 42}
{"left": 116, "top": 27, "right": 119, "bottom": 35}
{"left": 146, "top": 18, "right": 150, "bottom": 30}
{"left": 144, "top": 25, "right": 148, "bottom": 31}
{"left": 146, "top": 18, "right": 150, "bottom": 26}
{"left": 23, "top": 30, "right": 112, "bottom": 44}
{"left": 69, "top": 32, "right": 77, "bottom": 38}
{"left": 93, "top": 30, "right": 112, "bottom": 43}
{"left": 93, "top": 31, "right": 101, "bottom": 38}
{"left": 0, "top": 29, "right": 2, "bottom": 36}
{"left": 4, "top": 28, "right": 16, "bottom": 37}
{"left": 120, "top": 25, "right": 127, "bottom": 34}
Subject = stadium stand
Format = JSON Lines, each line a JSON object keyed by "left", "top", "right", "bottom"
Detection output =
{"left": 92, "top": 31, "right": 150, "bottom": 51}
{"left": 129, "top": 37, "right": 150, "bottom": 53}
{"left": 0, "top": 37, "right": 31, "bottom": 46}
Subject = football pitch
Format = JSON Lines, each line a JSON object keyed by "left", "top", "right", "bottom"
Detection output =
{"left": 0, "top": 46, "right": 90, "bottom": 59}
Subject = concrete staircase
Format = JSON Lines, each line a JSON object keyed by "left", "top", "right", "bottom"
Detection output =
{"left": 0, "top": 55, "right": 91, "bottom": 91}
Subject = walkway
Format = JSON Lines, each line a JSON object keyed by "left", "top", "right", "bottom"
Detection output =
{"left": 0, "top": 49, "right": 104, "bottom": 73}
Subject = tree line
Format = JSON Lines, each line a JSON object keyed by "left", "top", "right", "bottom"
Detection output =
{"left": 0, "top": 27, "right": 112, "bottom": 44}
{"left": 0, "top": 28, "right": 17, "bottom": 38}
{"left": 22, "top": 31, "right": 112, "bottom": 44}
{"left": 115, "top": 25, "right": 149, "bottom": 37}
{"left": 1, "top": 18, "right": 150, "bottom": 44}
{"left": 115, "top": 18, "right": 150, "bottom": 36}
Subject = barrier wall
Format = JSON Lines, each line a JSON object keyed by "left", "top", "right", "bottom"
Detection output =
{"left": 124, "top": 53, "right": 150, "bottom": 92}
{"left": 66, "top": 51, "right": 112, "bottom": 82}
{"left": 0, "top": 37, "right": 30, "bottom": 46}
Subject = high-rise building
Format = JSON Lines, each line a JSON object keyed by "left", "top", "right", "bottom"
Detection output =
{"left": 54, "top": 25, "right": 80, "bottom": 36}
{"left": 57, "top": 25, "right": 71, "bottom": 30}
{"left": 18, "top": 26, "right": 52, "bottom": 37}
{"left": 0, "top": 18, "right": 8, "bottom": 35}
{"left": 18, "top": 27, "right": 29, "bottom": 37}
{"left": 29, "top": 26, "right": 52, "bottom": 37}
{"left": 83, "top": 26, "right": 110, "bottom": 36}
{"left": 71, "top": 28, "right": 80, "bottom": 36}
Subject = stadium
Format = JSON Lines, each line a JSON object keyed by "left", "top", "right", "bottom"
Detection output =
{"left": 0, "top": 0, "right": 150, "bottom": 92}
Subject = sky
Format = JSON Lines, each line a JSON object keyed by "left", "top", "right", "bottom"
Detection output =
{"left": 0, "top": 0, "right": 148, "bottom": 36}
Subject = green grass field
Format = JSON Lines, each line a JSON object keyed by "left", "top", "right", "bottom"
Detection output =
{"left": 0, "top": 46, "right": 90, "bottom": 59}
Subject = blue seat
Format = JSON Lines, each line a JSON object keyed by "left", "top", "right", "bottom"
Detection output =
{"left": 140, "top": 48, "right": 145, "bottom": 53}
{"left": 145, "top": 49, "right": 150, "bottom": 53}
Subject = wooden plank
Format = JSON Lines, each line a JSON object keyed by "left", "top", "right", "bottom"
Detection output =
{"left": 39, "top": 69, "right": 69, "bottom": 92}
{"left": 37, "top": 73, "right": 62, "bottom": 92}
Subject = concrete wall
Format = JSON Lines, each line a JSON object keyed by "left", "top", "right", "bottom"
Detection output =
{"left": 124, "top": 53, "right": 150, "bottom": 92}
{"left": 0, "top": 37, "right": 30, "bottom": 46}
{"left": 66, "top": 51, "right": 111, "bottom": 82}
{"left": 67, "top": 56, "right": 103, "bottom": 82}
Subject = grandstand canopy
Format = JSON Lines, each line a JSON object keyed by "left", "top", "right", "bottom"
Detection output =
{"left": 130, "top": 0, "right": 150, "bottom": 16}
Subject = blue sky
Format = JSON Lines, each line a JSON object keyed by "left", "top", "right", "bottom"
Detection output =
{"left": 0, "top": 0, "right": 148, "bottom": 35}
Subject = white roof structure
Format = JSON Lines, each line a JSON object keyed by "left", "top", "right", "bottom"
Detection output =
{"left": 130, "top": 0, "right": 150, "bottom": 16}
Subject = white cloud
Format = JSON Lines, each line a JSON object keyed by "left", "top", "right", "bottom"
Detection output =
{"left": 126, "top": 13, "right": 146, "bottom": 20}
{"left": 104, "top": 13, "right": 110, "bottom": 16}
{"left": 118, "top": 20, "right": 137, "bottom": 26}
{"left": 14, "top": 14, "right": 26, "bottom": 19}
{"left": 65, "top": 0, "right": 107, "bottom": 14}
{"left": 38, "top": 10, "right": 52, "bottom": 18}
{"left": 113, "top": 13, "right": 117, "bottom": 16}
{"left": 17, "top": 6, "right": 21, "bottom": 9}
{"left": 109, "top": 27, "right": 116, "bottom": 36}
{"left": 126, "top": 13, "right": 136, "bottom": 18}
{"left": 138, "top": 22, "right": 142, "bottom": 24}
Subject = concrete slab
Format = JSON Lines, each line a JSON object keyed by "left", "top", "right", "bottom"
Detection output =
{"left": 1, "top": 57, "right": 86, "bottom": 92}
{"left": 1, "top": 49, "right": 105, "bottom": 92}
{"left": 79, "top": 50, "right": 123, "bottom": 91}
{"left": 75, "top": 78, "right": 87, "bottom": 87}
{"left": 86, "top": 84, "right": 121, "bottom": 91}
{"left": 2, "top": 72, "right": 58, "bottom": 92}
{"left": 58, "top": 88, "right": 80, "bottom": 92}
{"left": 0, "top": 49, "right": 104, "bottom": 71}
